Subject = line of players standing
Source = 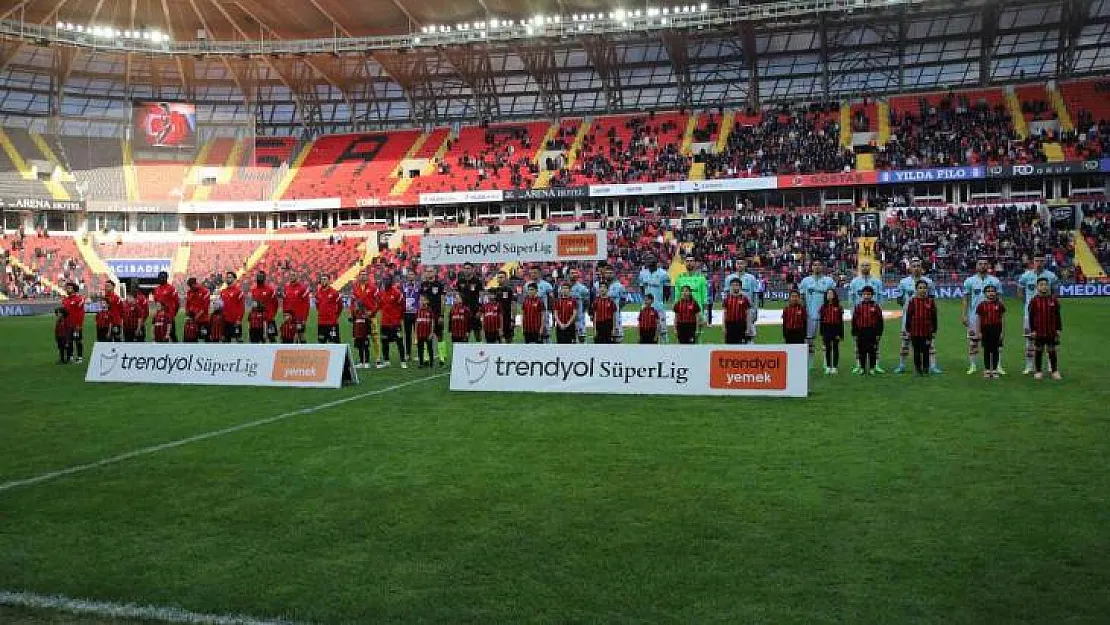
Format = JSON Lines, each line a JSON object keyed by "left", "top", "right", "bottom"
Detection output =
{"left": 51, "top": 253, "right": 1066, "bottom": 381}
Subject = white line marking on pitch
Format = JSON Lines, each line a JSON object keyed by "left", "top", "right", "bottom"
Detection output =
{"left": 0, "top": 373, "right": 447, "bottom": 494}
{"left": 0, "top": 590, "right": 309, "bottom": 625}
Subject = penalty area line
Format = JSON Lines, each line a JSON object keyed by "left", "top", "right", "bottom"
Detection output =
{"left": 0, "top": 373, "right": 448, "bottom": 495}
{"left": 0, "top": 589, "right": 309, "bottom": 625}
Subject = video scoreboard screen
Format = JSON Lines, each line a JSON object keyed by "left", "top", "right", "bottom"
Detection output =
{"left": 132, "top": 101, "right": 197, "bottom": 149}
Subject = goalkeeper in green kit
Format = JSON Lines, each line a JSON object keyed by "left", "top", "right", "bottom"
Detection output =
{"left": 674, "top": 255, "right": 709, "bottom": 329}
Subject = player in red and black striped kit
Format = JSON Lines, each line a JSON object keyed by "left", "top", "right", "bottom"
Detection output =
{"left": 350, "top": 302, "right": 372, "bottom": 368}
{"left": 481, "top": 296, "right": 502, "bottom": 344}
{"left": 782, "top": 290, "right": 807, "bottom": 345}
{"left": 591, "top": 283, "right": 618, "bottom": 344}
{"left": 53, "top": 307, "right": 71, "bottom": 364}
{"left": 279, "top": 314, "right": 297, "bottom": 344}
{"left": 851, "top": 286, "right": 884, "bottom": 375}
{"left": 152, "top": 304, "right": 172, "bottom": 343}
{"left": 722, "top": 278, "right": 754, "bottom": 345}
{"left": 819, "top": 289, "right": 845, "bottom": 374}
{"left": 121, "top": 293, "right": 143, "bottom": 343}
{"left": 553, "top": 283, "right": 578, "bottom": 344}
{"left": 975, "top": 285, "right": 1006, "bottom": 378}
{"left": 1027, "top": 277, "right": 1063, "bottom": 380}
{"left": 904, "top": 280, "right": 938, "bottom": 376}
{"left": 102, "top": 281, "right": 123, "bottom": 342}
{"left": 521, "top": 283, "right": 545, "bottom": 344}
{"left": 673, "top": 285, "right": 702, "bottom": 344}
{"left": 638, "top": 293, "right": 660, "bottom": 344}
{"left": 449, "top": 298, "right": 472, "bottom": 344}
{"left": 415, "top": 296, "right": 440, "bottom": 367}
{"left": 247, "top": 302, "right": 267, "bottom": 344}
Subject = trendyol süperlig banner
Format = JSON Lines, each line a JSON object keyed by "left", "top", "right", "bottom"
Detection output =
{"left": 449, "top": 343, "right": 809, "bottom": 397}
{"left": 85, "top": 343, "right": 358, "bottom": 388}
{"left": 420, "top": 230, "right": 606, "bottom": 265}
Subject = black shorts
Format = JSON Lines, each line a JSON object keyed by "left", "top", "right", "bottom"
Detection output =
{"left": 1034, "top": 336, "right": 1059, "bottom": 348}
{"left": 724, "top": 322, "right": 750, "bottom": 345}
{"left": 820, "top": 322, "right": 843, "bottom": 343}
{"left": 224, "top": 322, "right": 242, "bottom": 341}
{"left": 318, "top": 324, "right": 340, "bottom": 343}
{"left": 784, "top": 329, "right": 806, "bottom": 345}
{"left": 266, "top": 321, "right": 278, "bottom": 340}
{"left": 249, "top": 328, "right": 265, "bottom": 343}
{"left": 485, "top": 331, "right": 501, "bottom": 344}
{"left": 123, "top": 328, "right": 138, "bottom": 342}
{"left": 381, "top": 325, "right": 401, "bottom": 342}
{"left": 524, "top": 331, "right": 541, "bottom": 344}
{"left": 354, "top": 337, "right": 369, "bottom": 348}
{"left": 639, "top": 329, "right": 658, "bottom": 344}
{"left": 556, "top": 327, "right": 576, "bottom": 344}
{"left": 71, "top": 328, "right": 83, "bottom": 342}
{"left": 676, "top": 323, "right": 697, "bottom": 345}
{"left": 109, "top": 325, "right": 122, "bottom": 342}
{"left": 199, "top": 325, "right": 210, "bottom": 341}
{"left": 502, "top": 314, "right": 515, "bottom": 341}
{"left": 594, "top": 321, "right": 613, "bottom": 344}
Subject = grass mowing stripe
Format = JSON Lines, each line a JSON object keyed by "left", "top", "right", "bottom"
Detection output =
{"left": 0, "top": 373, "right": 447, "bottom": 494}
{"left": 0, "top": 590, "right": 307, "bottom": 625}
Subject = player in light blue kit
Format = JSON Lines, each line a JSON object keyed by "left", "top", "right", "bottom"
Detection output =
{"left": 524, "top": 265, "right": 554, "bottom": 343}
{"left": 798, "top": 260, "right": 837, "bottom": 366}
{"left": 962, "top": 257, "right": 1004, "bottom": 375}
{"left": 894, "top": 258, "right": 941, "bottom": 374}
{"left": 848, "top": 262, "right": 886, "bottom": 374}
{"left": 568, "top": 268, "right": 591, "bottom": 342}
{"left": 594, "top": 262, "right": 627, "bottom": 342}
{"left": 638, "top": 254, "right": 672, "bottom": 343}
{"left": 1017, "top": 255, "right": 1058, "bottom": 374}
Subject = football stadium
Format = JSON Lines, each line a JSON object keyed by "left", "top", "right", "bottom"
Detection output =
{"left": 2, "top": 0, "right": 1110, "bottom": 622}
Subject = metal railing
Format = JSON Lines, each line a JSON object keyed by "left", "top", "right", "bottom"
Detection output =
{"left": 0, "top": 0, "right": 928, "bottom": 56}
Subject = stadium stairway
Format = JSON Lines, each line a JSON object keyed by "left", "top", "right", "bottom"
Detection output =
{"left": 219, "top": 139, "right": 245, "bottom": 184}
{"left": 122, "top": 139, "right": 140, "bottom": 202}
{"left": 681, "top": 113, "right": 698, "bottom": 156}
{"left": 688, "top": 162, "right": 706, "bottom": 180}
{"left": 390, "top": 129, "right": 452, "bottom": 197}
{"left": 839, "top": 102, "right": 852, "bottom": 148}
{"left": 856, "top": 153, "right": 875, "bottom": 172}
{"left": 565, "top": 120, "right": 592, "bottom": 169}
{"left": 856, "top": 236, "right": 881, "bottom": 276}
{"left": 333, "top": 237, "right": 378, "bottom": 290}
{"left": 272, "top": 139, "right": 314, "bottom": 200}
{"left": 1073, "top": 234, "right": 1107, "bottom": 278}
{"left": 531, "top": 123, "right": 563, "bottom": 189}
{"left": 1048, "top": 84, "right": 1075, "bottom": 132}
{"left": 29, "top": 133, "right": 75, "bottom": 201}
{"left": 1043, "top": 143, "right": 1066, "bottom": 162}
{"left": 172, "top": 243, "right": 191, "bottom": 276}
{"left": 241, "top": 242, "right": 269, "bottom": 275}
{"left": 713, "top": 111, "right": 733, "bottom": 154}
{"left": 1006, "top": 89, "right": 1029, "bottom": 139}
{"left": 876, "top": 100, "right": 891, "bottom": 146}
{"left": 74, "top": 236, "right": 114, "bottom": 279}
{"left": 0, "top": 129, "right": 60, "bottom": 198}
{"left": 384, "top": 130, "right": 431, "bottom": 189}
{"left": 185, "top": 141, "right": 214, "bottom": 200}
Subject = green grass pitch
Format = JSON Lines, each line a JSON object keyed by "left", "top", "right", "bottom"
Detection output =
{"left": 2, "top": 300, "right": 1110, "bottom": 624}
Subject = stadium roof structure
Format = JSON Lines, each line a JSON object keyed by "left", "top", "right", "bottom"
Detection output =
{"left": 0, "top": 0, "right": 1107, "bottom": 136}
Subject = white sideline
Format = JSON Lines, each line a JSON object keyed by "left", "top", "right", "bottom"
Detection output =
{"left": 0, "top": 373, "right": 448, "bottom": 494}
{"left": 0, "top": 590, "right": 308, "bottom": 625}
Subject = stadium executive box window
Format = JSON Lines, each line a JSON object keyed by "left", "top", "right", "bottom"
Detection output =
{"left": 138, "top": 214, "right": 179, "bottom": 232}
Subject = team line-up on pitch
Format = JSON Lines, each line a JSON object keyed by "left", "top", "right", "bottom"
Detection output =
{"left": 50, "top": 251, "right": 1067, "bottom": 382}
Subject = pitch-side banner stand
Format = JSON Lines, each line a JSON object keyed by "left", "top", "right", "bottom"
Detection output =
{"left": 421, "top": 230, "right": 606, "bottom": 266}
{"left": 450, "top": 344, "right": 808, "bottom": 397}
{"left": 86, "top": 343, "right": 360, "bottom": 388}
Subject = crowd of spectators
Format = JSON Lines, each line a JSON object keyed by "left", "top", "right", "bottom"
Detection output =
{"left": 876, "top": 205, "right": 1073, "bottom": 281}
{"left": 875, "top": 95, "right": 1033, "bottom": 169}
{"left": 1080, "top": 202, "right": 1110, "bottom": 269}
{"left": 702, "top": 102, "right": 853, "bottom": 179}
{"left": 564, "top": 114, "right": 690, "bottom": 185}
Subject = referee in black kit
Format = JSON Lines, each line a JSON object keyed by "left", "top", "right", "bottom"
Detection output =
{"left": 455, "top": 262, "right": 483, "bottom": 341}
{"left": 420, "top": 265, "right": 447, "bottom": 366}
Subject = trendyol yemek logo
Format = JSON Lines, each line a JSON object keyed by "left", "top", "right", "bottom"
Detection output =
{"left": 465, "top": 350, "right": 491, "bottom": 384}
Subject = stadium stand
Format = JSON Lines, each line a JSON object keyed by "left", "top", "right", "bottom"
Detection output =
{"left": 51, "top": 135, "right": 128, "bottom": 201}
{"left": 135, "top": 160, "right": 189, "bottom": 201}
{"left": 250, "top": 237, "right": 362, "bottom": 286}
{"left": 1, "top": 231, "right": 91, "bottom": 291}
{"left": 568, "top": 112, "right": 690, "bottom": 184}
{"left": 704, "top": 103, "right": 852, "bottom": 178}
{"left": 208, "top": 137, "right": 298, "bottom": 201}
{"left": 283, "top": 131, "right": 420, "bottom": 204}
{"left": 406, "top": 122, "right": 547, "bottom": 195}
{"left": 93, "top": 241, "right": 179, "bottom": 260}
